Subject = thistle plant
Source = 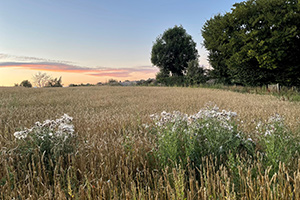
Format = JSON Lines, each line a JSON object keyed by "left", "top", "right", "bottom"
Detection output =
{"left": 256, "top": 114, "right": 300, "bottom": 175}
{"left": 13, "top": 114, "right": 77, "bottom": 172}
{"left": 150, "top": 104, "right": 255, "bottom": 169}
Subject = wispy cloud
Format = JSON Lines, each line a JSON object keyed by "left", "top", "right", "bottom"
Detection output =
{"left": 0, "top": 53, "right": 74, "bottom": 64}
{"left": 0, "top": 54, "right": 159, "bottom": 78}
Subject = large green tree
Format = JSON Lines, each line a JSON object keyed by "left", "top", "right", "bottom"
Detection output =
{"left": 151, "top": 25, "right": 198, "bottom": 77}
{"left": 202, "top": 0, "right": 300, "bottom": 86}
{"left": 186, "top": 60, "right": 208, "bottom": 85}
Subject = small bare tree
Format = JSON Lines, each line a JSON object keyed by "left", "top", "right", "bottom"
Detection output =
{"left": 32, "top": 72, "right": 51, "bottom": 88}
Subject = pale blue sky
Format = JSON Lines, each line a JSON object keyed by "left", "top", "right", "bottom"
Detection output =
{"left": 0, "top": 0, "right": 243, "bottom": 85}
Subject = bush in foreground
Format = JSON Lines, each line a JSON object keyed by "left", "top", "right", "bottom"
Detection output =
{"left": 149, "top": 104, "right": 255, "bottom": 169}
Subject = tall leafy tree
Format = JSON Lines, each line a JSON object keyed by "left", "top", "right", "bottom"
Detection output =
{"left": 202, "top": 13, "right": 234, "bottom": 84}
{"left": 151, "top": 25, "right": 198, "bottom": 77}
{"left": 186, "top": 60, "right": 208, "bottom": 85}
{"left": 202, "top": 0, "right": 300, "bottom": 86}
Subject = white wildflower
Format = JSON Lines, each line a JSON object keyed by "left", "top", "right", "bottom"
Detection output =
{"left": 265, "top": 130, "right": 272, "bottom": 136}
{"left": 13, "top": 131, "right": 28, "bottom": 139}
{"left": 14, "top": 114, "right": 75, "bottom": 139}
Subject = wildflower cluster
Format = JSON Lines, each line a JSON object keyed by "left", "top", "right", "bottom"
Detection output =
{"left": 255, "top": 113, "right": 300, "bottom": 174}
{"left": 150, "top": 104, "right": 237, "bottom": 131}
{"left": 255, "top": 113, "right": 285, "bottom": 136}
{"left": 14, "top": 114, "right": 74, "bottom": 140}
{"left": 12, "top": 114, "right": 77, "bottom": 172}
{"left": 149, "top": 104, "right": 254, "bottom": 168}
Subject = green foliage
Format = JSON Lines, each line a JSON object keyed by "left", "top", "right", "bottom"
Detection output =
{"left": 20, "top": 80, "right": 32, "bottom": 88}
{"left": 150, "top": 106, "right": 255, "bottom": 169}
{"left": 156, "top": 75, "right": 186, "bottom": 86}
{"left": 157, "top": 118, "right": 255, "bottom": 169}
{"left": 256, "top": 114, "right": 300, "bottom": 175}
{"left": 186, "top": 60, "right": 208, "bottom": 85}
{"left": 151, "top": 25, "right": 198, "bottom": 77}
{"left": 155, "top": 120, "right": 190, "bottom": 167}
{"left": 197, "top": 83, "right": 300, "bottom": 102}
{"left": 136, "top": 78, "right": 157, "bottom": 86}
{"left": 108, "top": 79, "right": 121, "bottom": 86}
{"left": 149, "top": 105, "right": 300, "bottom": 182}
{"left": 202, "top": 0, "right": 300, "bottom": 86}
{"left": 188, "top": 119, "right": 254, "bottom": 167}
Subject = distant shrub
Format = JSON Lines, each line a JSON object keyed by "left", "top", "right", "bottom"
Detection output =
{"left": 20, "top": 80, "right": 32, "bottom": 88}
{"left": 69, "top": 83, "right": 95, "bottom": 87}
{"left": 156, "top": 76, "right": 186, "bottom": 87}
{"left": 108, "top": 79, "right": 121, "bottom": 86}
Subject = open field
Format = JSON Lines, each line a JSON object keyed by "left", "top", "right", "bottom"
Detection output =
{"left": 1, "top": 86, "right": 300, "bottom": 199}
{"left": 1, "top": 86, "right": 299, "bottom": 133}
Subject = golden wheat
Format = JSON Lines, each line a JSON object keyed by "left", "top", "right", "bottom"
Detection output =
{"left": 0, "top": 86, "right": 299, "bottom": 199}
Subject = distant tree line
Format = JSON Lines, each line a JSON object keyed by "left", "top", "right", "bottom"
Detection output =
{"left": 69, "top": 83, "right": 96, "bottom": 87}
{"left": 151, "top": 0, "right": 300, "bottom": 87}
{"left": 16, "top": 72, "right": 63, "bottom": 88}
{"left": 68, "top": 79, "right": 158, "bottom": 87}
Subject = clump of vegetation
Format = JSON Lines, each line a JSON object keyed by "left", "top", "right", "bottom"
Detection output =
{"left": 146, "top": 103, "right": 300, "bottom": 197}
{"left": 107, "top": 79, "right": 121, "bottom": 86}
{"left": 20, "top": 80, "right": 32, "bottom": 88}
{"left": 256, "top": 114, "right": 300, "bottom": 175}
{"left": 0, "top": 114, "right": 78, "bottom": 198}
{"left": 69, "top": 83, "right": 95, "bottom": 87}
{"left": 149, "top": 103, "right": 255, "bottom": 169}
{"left": 12, "top": 114, "right": 77, "bottom": 172}
{"left": 149, "top": 103, "right": 300, "bottom": 174}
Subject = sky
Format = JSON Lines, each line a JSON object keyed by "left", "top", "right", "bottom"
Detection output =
{"left": 0, "top": 0, "right": 243, "bottom": 86}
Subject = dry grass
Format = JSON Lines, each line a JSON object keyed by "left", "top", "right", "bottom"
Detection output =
{"left": 0, "top": 86, "right": 300, "bottom": 199}
{"left": 1, "top": 86, "right": 299, "bottom": 132}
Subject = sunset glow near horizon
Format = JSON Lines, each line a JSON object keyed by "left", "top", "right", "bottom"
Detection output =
{"left": 0, "top": 0, "right": 243, "bottom": 86}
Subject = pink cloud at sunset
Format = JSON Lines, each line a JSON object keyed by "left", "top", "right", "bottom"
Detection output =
{"left": 0, "top": 61, "right": 158, "bottom": 77}
{"left": 0, "top": 54, "right": 159, "bottom": 86}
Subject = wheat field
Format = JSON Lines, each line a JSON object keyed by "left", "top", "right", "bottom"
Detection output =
{"left": 1, "top": 86, "right": 300, "bottom": 199}
{"left": 1, "top": 86, "right": 299, "bottom": 132}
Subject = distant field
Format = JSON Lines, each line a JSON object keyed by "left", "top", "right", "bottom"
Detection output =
{"left": 0, "top": 86, "right": 299, "bottom": 134}
{"left": 1, "top": 86, "right": 300, "bottom": 199}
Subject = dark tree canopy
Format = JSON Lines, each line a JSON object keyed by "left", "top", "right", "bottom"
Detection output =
{"left": 202, "top": 0, "right": 300, "bottom": 86}
{"left": 186, "top": 60, "right": 208, "bottom": 85}
{"left": 20, "top": 80, "right": 32, "bottom": 88}
{"left": 151, "top": 25, "right": 198, "bottom": 77}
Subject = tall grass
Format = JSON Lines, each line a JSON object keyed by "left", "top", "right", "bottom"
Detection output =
{"left": 0, "top": 86, "right": 300, "bottom": 199}
{"left": 198, "top": 83, "right": 300, "bottom": 102}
